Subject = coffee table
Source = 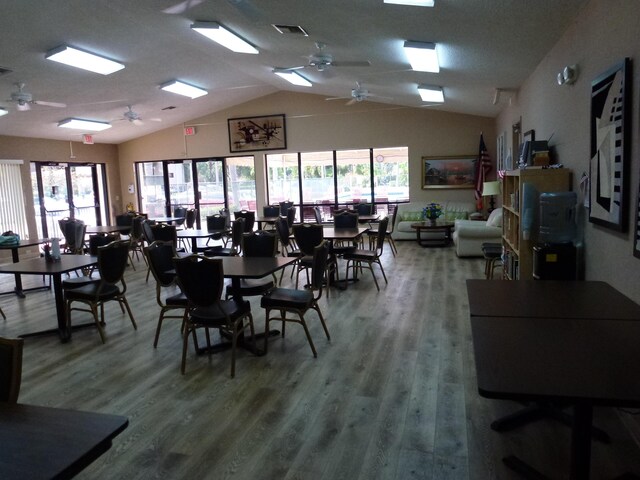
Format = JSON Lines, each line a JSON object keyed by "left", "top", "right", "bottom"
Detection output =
{"left": 410, "top": 220, "right": 454, "bottom": 247}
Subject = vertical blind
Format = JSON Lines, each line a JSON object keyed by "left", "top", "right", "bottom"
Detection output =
{"left": 0, "top": 160, "right": 29, "bottom": 237}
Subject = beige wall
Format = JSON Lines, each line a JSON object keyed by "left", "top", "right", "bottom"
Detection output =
{"left": 496, "top": 0, "right": 640, "bottom": 302}
{"left": 118, "top": 91, "right": 496, "bottom": 212}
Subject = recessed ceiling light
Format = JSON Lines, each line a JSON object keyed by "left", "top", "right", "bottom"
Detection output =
{"left": 45, "top": 45, "right": 124, "bottom": 75}
{"left": 160, "top": 80, "right": 208, "bottom": 99}
{"left": 0, "top": 108, "right": 8, "bottom": 117}
{"left": 384, "top": 0, "right": 434, "bottom": 6}
{"left": 417, "top": 85, "right": 444, "bottom": 103}
{"left": 191, "top": 22, "right": 258, "bottom": 54}
{"left": 273, "top": 69, "right": 312, "bottom": 87}
{"left": 404, "top": 41, "right": 439, "bottom": 72}
{"left": 58, "top": 118, "right": 112, "bottom": 131}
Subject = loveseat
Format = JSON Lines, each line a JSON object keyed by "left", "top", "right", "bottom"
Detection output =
{"left": 392, "top": 201, "right": 476, "bottom": 241}
{"left": 452, "top": 208, "right": 503, "bottom": 257}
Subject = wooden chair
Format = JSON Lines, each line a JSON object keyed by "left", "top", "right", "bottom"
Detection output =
{"left": 274, "top": 217, "right": 301, "bottom": 284}
{"left": 62, "top": 233, "right": 119, "bottom": 290}
{"left": 343, "top": 217, "right": 389, "bottom": 291}
{"left": 144, "top": 241, "right": 188, "bottom": 348}
{"left": 313, "top": 206, "right": 323, "bottom": 224}
{"left": 279, "top": 201, "right": 294, "bottom": 216}
{"left": 204, "top": 218, "right": 244, "bottom": 257}
{"left": 64, "top": 240, "right": 137, "bottom": 343}
{"left": 233, "top": 210, "right": 255, "bottom": 232}
{"left": 224, "top": 231, "right": 278, "bottom": 299}
{"left": 332, "top": 210, "right": 359, "bottom": 254}
{"left": 260, "top": 241, "right": 330, "bottom": 357}
{"left": 367, "top": 204, "right": 398, "bottom": 256}
{"left": 0, "top": 336, "right": 23, "bottom": 403}
{"left": 206, "top": 214, "right": 229, "bottom": 247}
{"left": 292, "top": 223, "right": 324, "bottom": 289}
{"left": 173, "top": 206, "right": 187, "bottom": 229}
{"left": 174, "top": 254, "right": 256, "bottom": 377}
{"left": 127, "top": 215, "right": 147, "bottom": 269}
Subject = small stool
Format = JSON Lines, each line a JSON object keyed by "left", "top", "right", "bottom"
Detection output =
{"left": 482, "top": 242, "right": 503, "bottom": 279}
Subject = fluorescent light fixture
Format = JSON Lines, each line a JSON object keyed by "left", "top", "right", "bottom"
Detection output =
{"left": 417, "top": 85, "right": 444, "bottom": 103}
{"left": 191, "top": 22, "right": 258, "bottom": 54}
{"left": 45, "top": 44, "right": 124, "bottom": 75}
{"left": 0, "top": 108, "right": 8, "bottom": 117}
{"left": 404, "top": 41, "right": 439, "bottom": 72}
{"left": 384, "top": 0, "right": 434, "bottom": 6}
{"left": 273, "top": 69, "right": 312, "bottom": 87}
{"left": 160, "top": 80, "right": 208, "bottom": 99}
{"left": 58, "top": 118, "right": 112, "bottom": 131}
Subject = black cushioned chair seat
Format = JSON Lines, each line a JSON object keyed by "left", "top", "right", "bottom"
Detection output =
{"left": 260, "top": 288, "right": 313, "bottom": 310}
{"left": 64, "top": 283, "right": 120, "bottom": 301}
{"left": 191, "top": 299, "right": 251, "bottom": 327}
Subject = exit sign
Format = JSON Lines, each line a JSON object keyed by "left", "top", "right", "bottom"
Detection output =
{"left": 82, "top": 134, "right": 94, "bottom": 144}
{"left": 184, "top": 126, "right": 196, "bottom": 136}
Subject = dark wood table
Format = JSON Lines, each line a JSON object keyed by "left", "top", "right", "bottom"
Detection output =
{"left": 410, "top": 221, "right": 454, "bottom": 247}
{"left": 322, "top": 226, "right": 369, "bottom": 288}
{"left": 152, "top": 216, "right": 184, "bottom": 224}
{"left": 0, "top": 255, "right": 98, "bottom": 341}
{"left": 255, "top": 215, "right": 280, "bottom": 230}
{"left": 0, "top": 238, "right": 52, "bottom": 298}
{"left": 205, "top": 256, "right": 298, "bottom": 355}
{"left": 0, "top": 403, "right": 128, "bottom": 480}
{"left": 467, "top": 279, "right": 640, "bottom": 479}
{"left": 177, "top": 228, "right": 229, "bottom": 252}
{"left": 85, "top": 225, "right": 131, "bottom": 235}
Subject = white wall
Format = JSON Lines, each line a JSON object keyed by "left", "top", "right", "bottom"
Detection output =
{"left": 496, "top": 0, "right": 640, "bottom": 303}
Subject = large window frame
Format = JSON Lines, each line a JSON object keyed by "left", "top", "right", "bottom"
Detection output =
{"left": 266, "top": 146, "right": 409, "bottom": 219}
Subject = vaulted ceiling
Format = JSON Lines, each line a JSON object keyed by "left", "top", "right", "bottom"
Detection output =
{"left": 0, "top": 0, "right": 588, "bottom": 144}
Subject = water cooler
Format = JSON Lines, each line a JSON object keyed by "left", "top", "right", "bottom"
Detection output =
{"left": 532, "top": 192, "right": 577, "bottom": 280}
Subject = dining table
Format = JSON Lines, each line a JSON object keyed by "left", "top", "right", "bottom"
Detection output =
{"left": 0, "top": 255, "right": 98, "bottom": 342}
{"left": 176, "top": 228, "right": 229, "bottom": 252}
{"left": 255, "top": 215, "right": 281, "bottom": 230}
{"left": 466, "top": 279, "right": 640, "bottom": 479}
{"left": 152, "top": 216, "right": 184, "bottom": 224}
{"left": 0, "top": 238, "right": 52, "bottom": 298}
{"left": 85, "top": 225, "right": 132, "bottom": 235}
{"left": 0, "top": 402, "right": 128, "bottom": 480}
{"left": 322, "top": 226, "right": 369, "bottom": 288}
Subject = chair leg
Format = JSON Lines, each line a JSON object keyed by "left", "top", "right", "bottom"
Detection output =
{"left": 376, "top": 259, "right": 388, "bottom": 284}
{"left": 313, "top": 304, "right": 330, "bottom": 341}
{"left": 119, "top": 296, "right": 137, "bottom": 329}
{"left": 153, "top": 310, "right": 166, "bottom": 348}
{"left": 387, "top": 235, "right": 397, "bottom": 256}
{"left": 0, "top": 307, "right": 5, "bottom": 320}
{"left": 368, "top": 261, "right": 380, "bottom": 291}
{"left": 298, "top": 313, "right": 317, "bottom": 358}
{"left": 181, "top": 326, "right": 190, "bottom": 374}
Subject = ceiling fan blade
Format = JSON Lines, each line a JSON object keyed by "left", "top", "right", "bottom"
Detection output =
{"left": 132, "top": 119, "right": 144, "bottom": 126}
{"left": 33, "top": 100, "right": 67, "bottom": 108}
{"left": 162, "top": 0, "right": 204, "bottom": 14}
{"left": 346, "top": 98, "right": 358, "bottom": 106}
{"left": 331, "top": 61, "right": 371, "bottom": 68}
{"left": 280, "top": 65, "right": 307, "bottom": 71}
{"left": 325, "top": 96, "right": 350, "bottom": 101}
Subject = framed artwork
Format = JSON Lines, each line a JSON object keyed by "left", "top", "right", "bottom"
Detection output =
{"left": 589, "top": 58, "right": 631, "bottom": 231}
{"left": 422, "top": 155, "right": 476, "bottom": 189}
{"left": 228, "top": 114, "right": 286, "bottom": 152}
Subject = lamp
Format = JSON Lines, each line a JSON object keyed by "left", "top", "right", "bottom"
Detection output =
{"left": 45, "top": 45, "right": 124, "bottom": 75}
{"left": 191, "top": 22, "right": 258, "bottom": 54}
{"left": 403, "top": 41, "right": 439, "bottom": 72}
{"left": 482, "top": 181, "right": 501, "bottom": 213}
{"left": 58, "top": 118, "right": 112, "bottom": 131}
{"left": 417, "top": 84, "right": 444, "bottom": 103}
{"left": 273, "top": 69, "right": 312, "bottom": 87}
{"left": 160, "top": 80, "right": 208, "bottom": 99}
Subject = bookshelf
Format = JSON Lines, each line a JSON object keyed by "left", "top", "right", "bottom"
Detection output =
{"left": 502, "top": 168, "right": 572, "bottom": 280}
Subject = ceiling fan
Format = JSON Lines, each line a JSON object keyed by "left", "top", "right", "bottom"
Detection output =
{"left": 326, "top": 82, "right": 387, "bottom": 105}
{"left": 162, "top": 0, "right": 262, "bottom": 21}
{"left": 7, "top": 83, "right": 66, "bottom": 111}
{"left": 284, "top": 42, "right": 371, "bottom": 73}
{"left": 118, "top": 106, "right": 161, "bottom": 126}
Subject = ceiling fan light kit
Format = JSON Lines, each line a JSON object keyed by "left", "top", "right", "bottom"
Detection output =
{"left": 58, "top": 118, "right": 112, "bottom": 131}
{"left": 191, "top": 21, "right": 258, "bottom": 54}
{"left": 273, "top": 69, "right": 312, "bottom": 87}
{"left": 45, "top": 44, "right": 124, "bottom": 75}
{"left": 404, "top": 41, "right": 439, "bottom": 72}
{"left": 418, "top": 84, "right": 444, "bottom": 103}
{"left": 384, "top": 0, "right": 434, "bottom": 6}
{"left": 160, "top": 80, "right": 208, "bottom": 98}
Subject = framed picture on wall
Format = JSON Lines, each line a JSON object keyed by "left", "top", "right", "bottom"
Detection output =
{"left": 589, "top": 58, "right": 631, "bottom": 231}
{"left": 228, "top": 114, "right": 287, "bottom": 152}
{"left": 422, "top": 155, "right": 476, "bottom": 189}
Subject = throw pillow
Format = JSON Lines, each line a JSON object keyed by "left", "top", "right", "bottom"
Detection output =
{"left": 401, "top": 211, "right": 423, "bottom": 221}
{"left": 486, "top": 208, "right": 503, "bottom": 227}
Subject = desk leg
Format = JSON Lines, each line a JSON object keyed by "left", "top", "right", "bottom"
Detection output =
{"left": 570, "top": 403, "right": 592, "bottom": 480}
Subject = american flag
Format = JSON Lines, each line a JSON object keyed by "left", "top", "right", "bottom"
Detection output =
{"left": 474, "top": 134, "right": 493, "bottom": 209}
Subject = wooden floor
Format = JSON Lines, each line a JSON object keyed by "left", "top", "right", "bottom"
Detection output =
{"left": 1, "top": 241, "right": 639, "bottom": 479}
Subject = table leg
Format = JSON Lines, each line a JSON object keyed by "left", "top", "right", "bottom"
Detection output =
{"left": 570, "top": 403, "right": 592, "bottom": 480}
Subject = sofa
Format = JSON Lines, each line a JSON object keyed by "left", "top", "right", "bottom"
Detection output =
{"left": 452, "top": 208, "right": 503, "bottom": 257}
{"left": 392, "top": 201, "right": 476, "bottom": 241}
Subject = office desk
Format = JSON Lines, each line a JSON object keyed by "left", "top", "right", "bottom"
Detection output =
{"left": 466, "top": 279, "right": 640, "bottom": 479}
{"left": 0, "top": 255, "right": 98, "bottom": 341}
{"left": 0, "top": 403, "right": 128, "bottom": 480}
{"left": 0, "top": 238, "right": 51, "bottom": 298}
